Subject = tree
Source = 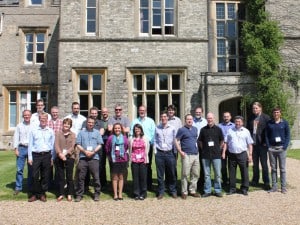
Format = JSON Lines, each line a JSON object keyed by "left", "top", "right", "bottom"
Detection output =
{"left": 241, "top": 0, "right": 295, "bottom": 126}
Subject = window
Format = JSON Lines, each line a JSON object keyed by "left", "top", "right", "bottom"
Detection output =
{"left": 131, "top": 71, "right": 184, "bottom": 122}
{"left": 215, "top": 2, "right": 245, "bottom": 72}
{"left": 24, "top": 32, "right": 45, "bottom": 64}
{"left": 77, "top": 71, "right": 105, "bottom": 117}
{"left": 29, "top": 0, "right": 42, "bottom": 5}
{"left": 8, "top": 89, "right": 48, "bottom": 128}
{"left": 86, "top": 0, "right": 97, "bottom": 35}
{"left": 140, "top": 0, "right": 175, "bottom": 36}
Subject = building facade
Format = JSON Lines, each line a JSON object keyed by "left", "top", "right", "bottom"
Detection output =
{"left": 0, "top": 0, "right": 299, "bottom": 148}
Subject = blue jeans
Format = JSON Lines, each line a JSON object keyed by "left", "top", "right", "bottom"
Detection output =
{"left": 252, "top": 144, "right": 270, "bottom": 185}
{"left": 268, "top": 150, "right": 287, "bottom": 189}
{"left": 202, "top": 158, "right": 222, "bottom": 194}
{"left": 15, "top": 146, "right": 32, "bottom": 191}
{"left": 155, "top": 150, "right": 177, "bottom": 195}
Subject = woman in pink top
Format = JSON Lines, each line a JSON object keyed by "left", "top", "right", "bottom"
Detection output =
{"left": 106, "top": 123, "right": 129, "bottom": 200}
{"left": 129, "top": 124, "right": 149, "bottom": 200}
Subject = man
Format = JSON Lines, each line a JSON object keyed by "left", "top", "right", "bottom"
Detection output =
{"left": 108, "top": 103, "right": 130, "bottom": 135}
{"left": 65, "top": 102, "right": 86, "bottom": 137}
{"left": 30, "top": 99, "right": 51, "bottom": 127}
{"left": 154, "top": 111, "right": 177, "bottom": 199}
{"left": 99, "top": 107, "right": 110, "bottom": 188}
{"left": 223, "top": 116, "right": 253, "bottom": 196}
{"left": 167, "top": 104, "right": 182, "bottom": 133}
{"left": 218, "top": 111, "right": 235, "bottom": 186}
{"left": 247, "top": 102, "right": 271, "bottom": 190}
{"left": 48, "top": 106, "right": 63, "bottom": 133}
{"left": 192, "top": 106, "right": 207, "bottom": 193}
{"left": 198, "top": 113, "right": 224, "bottom": 197}
{"left": 265, "top": 107, "right": 290, "bottom": 194}
{"left": 47, "top": 106, "right": 63, "bottom": 190}
{"left": 82, "top": 107, "right": 101, "bottom": 130}
{"left": 75, "top": 117, "right": 103, "bottom": 202}
{"left": 13, "top": 109, "right": 33, "bottom": 195}
{"left": 28, "top": 112, "right": 55, "bottom": 202}
{"left": 175, "top": 114, "right": 200, "bottom": 199}
{"left": 130, "top": 105, "right": 156, "bottom": 190}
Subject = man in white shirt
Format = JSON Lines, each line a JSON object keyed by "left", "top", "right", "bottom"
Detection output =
{"left": 30, "top": 99, "right": 51, "bottom": 127}
{"left": 65, "top": 102, "right": 86, "bottom": 137}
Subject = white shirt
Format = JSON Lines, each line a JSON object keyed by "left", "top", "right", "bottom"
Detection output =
{"left": 13, "top": 122, "right": 33, "bottom": 148}
{"left": 64, "top": 114, "right": 86, "bottom": 137}
{"left": 225, "top": 126, "right": 253, "bottom": 154}
{"left": 30, "top": 112, "right": 51, "bottom": 128}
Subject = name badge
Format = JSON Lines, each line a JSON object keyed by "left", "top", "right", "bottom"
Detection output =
{"left": 275, "top": 137, "right": 281, "bottom": 142}
{"left": 115, "top": 145, "right": 120, "bottom": 151}
{"left": 208, "top": 141, "right": 214, "bottom": 147}
{"left": 136, "top": 154, "right": 142, "bottom": 159}
{"left": 162, "top": 143, "right": 168, "bottom": 148}
{"left": 87, "top": 146, "right": 93, "bottom": 151}
{"left": 62, "top": 149, "right": 68, "bottom": 155}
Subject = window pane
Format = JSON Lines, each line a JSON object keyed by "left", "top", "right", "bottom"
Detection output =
{"left": 31, "top": 0, "right": 42, "bottom": 4}
{"left": 79, "top": 95, "right": 89, "bottom": 117}
{"left": 87, "top": 0, "right": 96, "bottom": 7}
{"left": 92, "top": 95, "right": 102, "bottom": 109}
{"left": 133, "top": 94, "right": 143, "bottom": 117}
{"left": 152, "top": 28, "right": 162, "bottom": 35}
{"left": 165, "top": 9, "right": 173, "bottom": 24}
{"left": 36, "top": 43, "right": 44, "bottom": 52}
{"left": 140, "top": 0, "right": 148, "bottom": 7}
{"left": 159, "top": 74, "right": 168, "bottom": 90}
{"left": 36, "top": 53, "right": 44, "bottom": 63}
{"left": 172, "top": 74, "right": 180, "bottom": 89}
{"left": 26, "top": 43, "right": 33, "bottom": 52}
{"left": 87, "top": 8, "right": 96, "bottom": 20}
{"left": 133, "top": 75, "right": 143, "bottom": 91}
{"left": 36, "top": 33, "right": 44, "bottom": 42}
{"left": 79, "top": 75, "right": 89, "bottom": 90}
{"left": 216, "top": 3, "right": 225, "bottom": 20}
{"left": 217, "top": 40, "right": 226, "bottom": 55}
{"left": 93, "top": 74, "right": 101, "bottom": 90}
{"left": 153, "top": 0, "right": 161, "bottom": 8}
{"left": 10, "top": 104, "right": 17, "bottom": 127}
{"left": 159, "top": 94, "right": 168, "bottom": 114}
{"left": 228, "top": 40, "right": 236, "bottom": 55}
{"left": 20, "top": 91, "right": 27, "bottom": 111}
{"left": 87, "top": 21, "right": 96, "bottom": 33}
{"left": 217, "top": 21, "right": 225, "bottom": 37}
{"left": 31, "top": 91, "right": 38, "bottom": 113}
{"left": 238, "top": 3, "right": 246, "bottom": 20}
{"left": 146, "top": 74, "right": 155, "bottom": 90}
{"left": 10, "top": 91, "right": 16, "bottom": 102}
{"left": 227, "top": 21, "right": 236, "bottom": 37}
{"left": 146, "top": 95, "right": 155, "bottom": 120}
{"left": 171, "top": 94, "right": 181, "bottom": 118}
{"left": 229, "top": 59, "right": 237, "bottom": 72}
{"left": 218, "top": 58, "right": 226, "bottom": 72}
{"left": 227, "top": 3, "right": 236, "bottom": 19}
{"left": 165, "top": 0, "right": 174, "bottom": 8}
{"left": 26, "top": 34, "right": 33, "bottom": 42}
{"left": 153, "top": 11, "right": 161, "bottom": 26}
{"left": 165, "top": 26, "right": 174, "bottom": 35}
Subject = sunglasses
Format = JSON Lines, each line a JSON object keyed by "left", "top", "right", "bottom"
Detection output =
{"left": 115, "top": 108, "right": 122, "bottom": 111}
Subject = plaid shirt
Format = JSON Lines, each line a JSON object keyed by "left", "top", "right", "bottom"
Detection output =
{"left": 48, "top": 119, "right": 63, "bottom": 133}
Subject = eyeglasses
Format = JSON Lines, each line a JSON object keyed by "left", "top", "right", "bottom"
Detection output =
{"left": 115, "top": 109, "right": 122, "bottom": 111}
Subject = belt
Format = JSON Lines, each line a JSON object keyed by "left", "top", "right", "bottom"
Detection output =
{"left": 32, "top": 151, "right": 51, "bottom": 155}
{"left": 19, "top": 144, "right": 28, "bottom": 147}
{"left": 157, "top": 149, "right": 172, "bottom": 153}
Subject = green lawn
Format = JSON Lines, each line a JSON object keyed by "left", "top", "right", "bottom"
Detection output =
{"left": 1, "top": 149, "right": 299, "bottom": 201}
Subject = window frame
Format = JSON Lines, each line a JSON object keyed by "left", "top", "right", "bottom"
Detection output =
{"left": 73, "top": 69, "right": 106, "bottom": 117}
{"left": 128, "top": 68, "right": 186, "bottom": 123}
{"left": 139, "top": 0, "right": 176, "bottom": 37}
{"left": 5, "top": 86, "right": 49, "bottom": 130}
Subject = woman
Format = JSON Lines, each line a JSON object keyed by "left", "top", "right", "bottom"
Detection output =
{"left": 106, "top": 123, "right": 129, "bottom": 200}
{"left": 129, "top": 124, "right": 149, "bottom": 200}
{"left": 55, "top": 118, "right": 76, "bottom": 202}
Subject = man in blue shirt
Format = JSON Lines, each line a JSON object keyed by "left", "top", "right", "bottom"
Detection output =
{"left": 218, "top": 111, "right": 235, "bottom": 186}
{"left": 175, "top": 114, "right": 200, "bottom": 199}
{"left": 75, "top": 117, "right": 103, "bottom": 202}
{"left": 131, "top": 105, "right": 156, "bottom": 190}
{"left": 265, "top": 107, "right": 290, "bottom": 194}
{"left": 28, "top": 112, "right": 55, "bottom": 202}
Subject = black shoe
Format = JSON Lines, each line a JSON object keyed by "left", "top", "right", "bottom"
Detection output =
{"left": 250, "top": 181, "right": 258, "bottom": 187}
{"left": 157, "top": 195, "right": 163, "bottom": 200}
{"left": 202, "top": 193, "right": 211, "bottom": 198}
{"left": 139, "top": 196, "right": 145, "bottom": 200}
{"left": 171, "top": 193, "right": 178, "bottom": 199}
{"left": 264, "top": 184, "right": 271, "bottom": 191}
{"left": 75, "top": 196, "right": 82, "bottom": 202}
{"left": 241, "top": 190, "right": 248, "bottom": 196}
{"left": 215, "top": 192, "right": 223, "bottom": 197}
{"left": 227, "top": 190, "right": 236, "bottom": 195}
{"left": 134, "top": 196, "right": 139, "bottom": 200}
{"left": 94, "top": 194, "right": 100, "bottom": 201}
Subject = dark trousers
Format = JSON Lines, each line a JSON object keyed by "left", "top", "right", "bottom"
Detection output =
{"left": 31, "top": 152, "right": 52, "bottom": 197}
{"left": 197, "top": 150, "right": 205, "bottom": 192}
{"left": 147, "top": 144, "right": 153, "bottom": 190}
{"left": 131, "top": 162, "right": 147, "bottom": 197}
{"left": 221, "top": 150, "right": 229, "bottom": 185}
{"left": 76, "top": 158, "right": 100, "bottom": 197}
{"left": 228, "top": 151, "right": 249, "bottom": 192}
{"left": 99, "top": 141, "right": 107, "bottom": 187}
{"left": 56, "top": 157, "right": 75, "bottom": 196}
{"left": 252, "top": 144, "right": 270, "bottom": 185}
{"left": 155, "top": 150, "right": 177, "bottom": 195}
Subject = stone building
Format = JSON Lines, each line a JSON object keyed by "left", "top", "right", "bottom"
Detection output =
{"left": 0, "top": 0, "right": 299, "bottom": 148}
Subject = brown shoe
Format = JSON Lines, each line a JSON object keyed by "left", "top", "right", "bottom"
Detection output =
{"left": 190, "top": 193, "right": 201, "bottom": 198}
{"left": 40, "top": 195, "right": 47, "bottom": 202}
{"left": 28, "top": 195, "right": 37, "bottom": 202}
{"left": 157, "top": 195, "right": 163, "bottom": 200}
{"left": 171, "top": 193, "right": 178, "bottom": 199}
{"left": 181, "top": 194, "right": 187, "bottom": 200}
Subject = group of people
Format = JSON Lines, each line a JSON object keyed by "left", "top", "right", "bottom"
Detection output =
{"left": 13, "top": 99, "right": 290, "bottom": 202}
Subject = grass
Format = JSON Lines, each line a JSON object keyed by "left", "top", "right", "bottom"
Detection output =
{"left": 1, "top": 149, "right": 299, "bottom": 201}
